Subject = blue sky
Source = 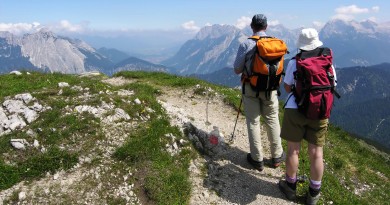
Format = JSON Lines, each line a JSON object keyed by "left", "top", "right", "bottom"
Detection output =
{"left": 1, "top": 0, "right": 389, "bottom": 35}
{"left": 1, "top": 0, "right": 389, "bottom": 57}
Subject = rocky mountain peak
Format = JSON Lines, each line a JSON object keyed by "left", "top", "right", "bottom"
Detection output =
{"left": 0, "top": 31, "right": 19, "bottom": 44}
{"left": 321, "top": 19, "right": 356, "bottom": 38}
{"left": 24, "top": 28, "right": 57, "bottom": 41}
{"left": 0, "top": 31, "right": 15, "bottom": 39}
{"left": 195, "top": 24, "right": 239, "bottom": 40}
{"left": 321, "top": 19, "right": 381, "bottom": 38}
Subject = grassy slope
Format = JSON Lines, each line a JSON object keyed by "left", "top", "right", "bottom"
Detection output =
{"left": 0, "top": 71, "right": 389, "bottom": 204}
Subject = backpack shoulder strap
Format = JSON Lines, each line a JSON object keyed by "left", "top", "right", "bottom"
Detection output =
{"left": 299, "top": 47, "right": 331, "bottom": 59}
{"left": 248, "top": 36, "right": 274, "bottom": 40}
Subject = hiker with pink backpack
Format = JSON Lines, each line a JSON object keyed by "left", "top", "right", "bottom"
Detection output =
{"left": 278, "top": 28, "right": 340, "bottom": 205}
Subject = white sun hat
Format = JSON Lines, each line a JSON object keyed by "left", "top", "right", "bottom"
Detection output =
{"left": 296, "top": 28, "right": 323, "bottom": 51}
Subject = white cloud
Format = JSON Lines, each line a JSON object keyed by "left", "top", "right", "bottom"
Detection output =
{"left": 372, "top": 6, "right": 380, "bottom": 12}
{"left": 58, "top": 20, "right": 85, "bottom": 32}
{"left": 333, "top": 5, "right": 381, "bottom": 21}
{"left": 368, "top": 17, "right": 377, "bottom": 22}
{"left": 335, "top": 5, "right": 369, "bottom": 15}
{"left": 268, "top": 20, "right": 280, "bottom": 26}
{"left": 181, "top": 21, "right": 200, "bottom": 32}
{"left": 331, "top": 14, "right": 354, "bottom": 21}
{"left": 0, "top": 22, "right": 42, "bottom": 35}
{"left": 234, "top": 16, "right": 251, "bottom": 29}
{"left": 0, "top": 20, "right": 90, "bottom": 35}
{"left": 234, "top": 16, "right": 280, "bottom": 29}
{"left": 312, "top": 21, "right": 325, "bottom": 30}
{"left": 47, "top": 20, "right": 90, "bottom": 34}
{"left": 205, "top": 23, "right": 212, "bottom": 27}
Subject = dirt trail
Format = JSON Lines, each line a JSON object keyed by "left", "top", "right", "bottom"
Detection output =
{"left": 158, "top": 87, "right": 294, "bottom": 205}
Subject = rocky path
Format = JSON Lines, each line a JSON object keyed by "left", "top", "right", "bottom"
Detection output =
{"left": 158, "top": 87, "right": 294, "bottom": 205}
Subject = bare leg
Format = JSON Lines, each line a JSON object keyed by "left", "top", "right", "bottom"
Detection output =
{"left": 308, "top": 143, "right": 324, "bottom": 181}
{"left": 286, "top": 141, "right": 301, "bottom": 178}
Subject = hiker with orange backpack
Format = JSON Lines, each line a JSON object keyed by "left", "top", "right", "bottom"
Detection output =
{"left": 278, "top": 28, "right": 340, "bottom": 205}
{"left": 233, "top": 14, "right": 286, "bottom": 172}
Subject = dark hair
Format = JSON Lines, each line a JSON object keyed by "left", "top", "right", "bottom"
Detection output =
{"left": 251, "top": 22, "right": 267, "bottom": 31}
{"left": 251, "top": 14, "right": 267, "bottom": 31}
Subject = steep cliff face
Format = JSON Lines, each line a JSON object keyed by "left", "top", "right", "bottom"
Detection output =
{"left": 0, "top": 30, "right": 112, "bottom": 74}
{"left": 21, "top": 30, "right": 88, "bottom": 73}
{"left": 162, "top": 24, "right": 244, "bottom": 75}
{"left": 0, "top": 37, "right": 36, "bottom": 72}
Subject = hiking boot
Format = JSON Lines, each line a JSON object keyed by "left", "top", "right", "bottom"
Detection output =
{"left": 247, "top": 153, "right": 264, "bottom": 171}
{"left": 306, "top": 191, "right": 321, "bottom": 205}
{"left": 272, "top": 151, "right": 286, "bottom": 168}
{"left": 278, "top": 180, "right": 296, "bottom": 201}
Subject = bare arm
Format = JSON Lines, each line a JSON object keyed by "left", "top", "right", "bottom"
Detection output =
{"left": 233, "top": 42, "right": 249, "bottom": 75}
{"left": 284, "top": 83, "right": 292, "bottom": 93}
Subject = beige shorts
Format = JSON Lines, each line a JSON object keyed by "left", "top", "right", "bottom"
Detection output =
{"left": 281, "top": 109, "right": 329, "bottom": 146}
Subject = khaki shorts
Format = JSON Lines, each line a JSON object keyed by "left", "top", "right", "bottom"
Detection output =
{"left": 281, "top": 109, "right": 329, "bottom": 146}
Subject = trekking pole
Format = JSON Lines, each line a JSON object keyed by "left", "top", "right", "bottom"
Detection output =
{"left": 229, "top": 96, "right": 243, "bottom": 143}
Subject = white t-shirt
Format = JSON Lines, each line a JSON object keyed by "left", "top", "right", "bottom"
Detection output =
{"left": 283, "top": 59, "right": 337, "bottom": 109}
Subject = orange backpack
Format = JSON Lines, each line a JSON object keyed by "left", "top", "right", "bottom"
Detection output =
{"left": 243, "top": 36, "right": 288, "bottom": 98}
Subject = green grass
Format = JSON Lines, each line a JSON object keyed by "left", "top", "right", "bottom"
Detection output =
{"left": 114, "top": 71, "right": 205, "bottom": 88}
{"left": 114, "top": 117, "right": 194, "bottom": 204}
{"left": 0, "top": 162, "right": 20, "bottom": 190}
{"left": 112, "top": 77, "right": 196, "bottom": 204}
{"left": 279, "top": 124, "right": 390, "bottom": 205}
{"left": 0, "top": 71, "right": 108, "bottom": 101}
{"left": 0, "top": 72, "right": 106, "bottom": 191}
{"left": 0, "top": 147, "right": 78, "bottom": 190}
{"left": 115, "top": 71, "right": 242, "bottom": 110}
{"left": 114, "top": 118, "right": 193, "bottom": 204}
{"left": 19, "top": 147, "right": 78, "bottom": 179}
{"left": 321, "top": 125, "right": 390, "bottom": 204}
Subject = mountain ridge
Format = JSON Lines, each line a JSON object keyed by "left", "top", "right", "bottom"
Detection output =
{"left": 164, "top": 19, "right": 390, "bottom": 74}
{"left": 1, "top": 19, "right": 390, "bottom": 75}
{"left": 0, "top": 30, "right": 170, "bottom": 76}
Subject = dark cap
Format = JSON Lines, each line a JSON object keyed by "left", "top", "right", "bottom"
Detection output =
{"left": 251, "top": 14, "right": 267, "bottom": 29}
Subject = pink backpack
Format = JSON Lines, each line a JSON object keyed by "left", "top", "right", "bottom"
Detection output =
{"left": 293, "top": 47, "right": 340, "bottom": 120}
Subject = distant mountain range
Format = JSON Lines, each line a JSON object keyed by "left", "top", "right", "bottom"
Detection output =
{"left": 163, "top": 19, "right": 390, "bottom": 74}
{"left": 161, "top": 24, "right": 299, "bottom": 75}
{"left": 97, "top": 47, "right": 130, "bottom": 64}
{"left": 112, "top": 57, "right": 168, "bottom": 74}
{"left": 331, "top": 63, "right": 390, "bottom": 150}
{"left": 0, "top": 30, "right": 170, "bottom": 75}
{"left": 320, "top": 20, "right": 390, "bottom": 68}
{"left": 1, "top": 19, "right": 390, "bottom": 76}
